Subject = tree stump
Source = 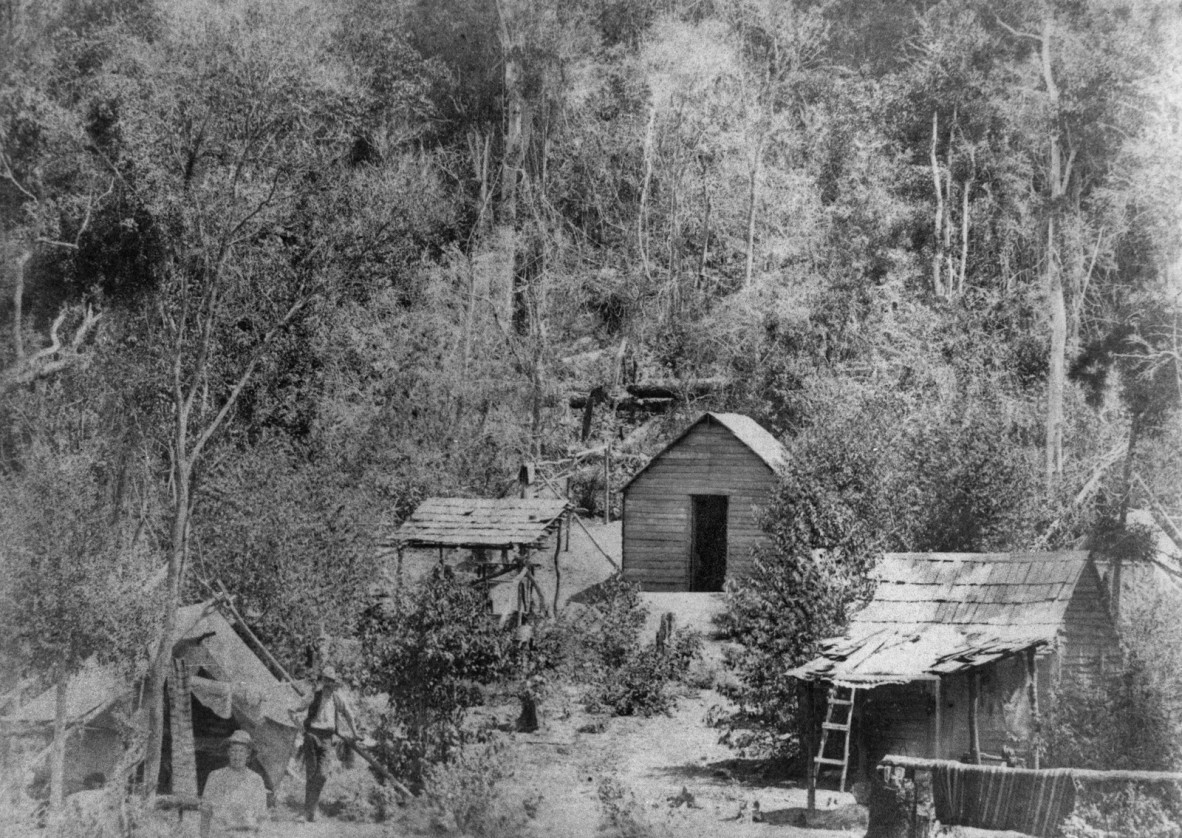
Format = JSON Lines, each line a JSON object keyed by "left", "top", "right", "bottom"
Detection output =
{"left": 866, "top": 767, "right": 914, "bottom": 838}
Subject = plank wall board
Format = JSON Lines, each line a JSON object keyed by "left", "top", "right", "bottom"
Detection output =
{"left": 622, "top": 419, "right": 780, "bottom": 590}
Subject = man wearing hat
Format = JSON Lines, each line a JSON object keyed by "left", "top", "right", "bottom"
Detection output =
{"left": 200, "top": 730, "right": 268, "bottom": 837}
{"left": 294, "top": 665, "right": 359, "bottom": 822}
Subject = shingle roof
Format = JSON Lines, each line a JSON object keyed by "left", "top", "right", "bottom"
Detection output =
{"left": 622, "top": 412, "right": 787, "bottom": 491}
{"left": 390, "top": 497, "right": 569, "bottom": 549}
{"left": 790, "top": 552, "right": 1096, "bottom": 686}
{"left": 710, "top": 413, "right": 789, "bottom": 472}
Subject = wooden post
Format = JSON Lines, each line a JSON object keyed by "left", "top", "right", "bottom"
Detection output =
{"left": 968, "top": 673, "right": 981, "bottom": 765}
{"left": 552, "top": 520, "right": 562, "bottom": 615}
{"left": 602, "top": 441, "right": 611, "bottom": 525}
{"left": 1026, "top": 648, "right": 1041, "bottom": 770}
{"left": 932, "top": 679, "right": 942, "bottom": 759}
{"left": 801, "top": 681, "right": 817, "bottom": 812}
{"left": 564, "top": 508, "right": 571, "bottom": 552}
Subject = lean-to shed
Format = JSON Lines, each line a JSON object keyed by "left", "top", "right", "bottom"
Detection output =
{"left": 621, "top": 413, "right": 787, "bottom": 592}
{"left": 791, "top": 552, "right": 1120, "bottom": 774}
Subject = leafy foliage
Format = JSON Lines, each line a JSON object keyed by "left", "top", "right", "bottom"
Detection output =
{"left": 1059, "top": 785, "right": 1182, "bottom": 838}
{"left": 1043, "top": 653, "right": 1180, "bottom": 772}
{"left": 357, "top": 566, "right": 514, "bottom": 787}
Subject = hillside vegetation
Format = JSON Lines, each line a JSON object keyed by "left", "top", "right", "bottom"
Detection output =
{"left": 2, "top": 0, "right": 1182, "bottom": 826}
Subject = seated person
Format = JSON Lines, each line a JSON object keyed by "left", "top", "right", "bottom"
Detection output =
{"left": 200, "top": 730, "right": 267, "bottom": 837}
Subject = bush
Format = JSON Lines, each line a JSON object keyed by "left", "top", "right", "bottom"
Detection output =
{"left": 1059, "top": 785, "right": 1182, "bottom": 838}
{"left": 1044, "top": 653, "right": 1180, "bottom": 772}
{"left": 357, "top": 565, "right": 515, "bottom": 788}
{"left": 532, "top": 573, "right": 701, "bottom": 717}
{"left": 533, "top": 572, "right": 648, "bottom": 679}
{"left": 423, "top": 740, "right": 529, "bottom": 838}
{"left": 585, "top": 629, "right": 701, "bottom": 717}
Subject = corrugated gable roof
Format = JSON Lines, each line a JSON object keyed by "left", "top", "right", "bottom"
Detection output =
{"left": 790, "top": 551, "right": 1100, "bottom": 685}
{"left": 389, "top": 497, "right": 568, "bottom": 549}
{"left": 622, "top": 412, "right": 787, "bottom": 491}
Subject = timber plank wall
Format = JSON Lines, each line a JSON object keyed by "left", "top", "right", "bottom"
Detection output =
{"left": 1058, "top": 561, "right": 1121, "bottom": 685}
{"left": 622, "top": 420, "right": 777, "bottom": 591}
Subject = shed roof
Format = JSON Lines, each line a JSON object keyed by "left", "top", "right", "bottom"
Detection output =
{"left": 622, "top": 412, "right": 787, "bottom": 491}
{"left": 390, "top": 497, "right": 569, "bottom": 549}
{"left": 790, "top": 551, "right": 1096, "bottom": 686}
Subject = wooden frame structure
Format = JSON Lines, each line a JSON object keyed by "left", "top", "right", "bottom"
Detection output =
{"left": 387, "top": 497, "right": 571, "bottom": 618}
{"left": 791, "top": 552, "right": 1120, "bottom": 802}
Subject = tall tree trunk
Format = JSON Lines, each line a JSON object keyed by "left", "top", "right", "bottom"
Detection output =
{"left": 930, "top": 111, "right": 946, "bottom": 298}
{"left": 143, "top": 457, "right": 190, "bottom": 794}
{"left": 744, "top": 143, "right": 761, "bottom": 289}
{"left": 958, "top": 172, "right": 973, "bottom": 296}
{"left": 1111, "top": 417, "right": 1142, "bottom": 621}
{"left": 11, "top": 248, "right": 30, "bottom": 360}
{"left": 49, "top": 676, "right": 68, "bottom": 812}
{"left": 1041, "top": 17, "right": 1069, "bottom": 495}
{"left": 638, "top": 108, "right": 657, "bottom": 284}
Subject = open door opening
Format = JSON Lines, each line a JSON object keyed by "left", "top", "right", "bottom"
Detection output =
{"left": 690, "top": 495, "right": 728, "bottom": 592}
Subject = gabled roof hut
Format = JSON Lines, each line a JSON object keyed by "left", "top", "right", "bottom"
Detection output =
{"left": 621, "top": 413, "right": 787, "bottom": 592}
{"left": 792, "top": 552, "right": 1119, "bottom": 773}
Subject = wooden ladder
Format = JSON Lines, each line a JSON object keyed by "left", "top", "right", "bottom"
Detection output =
{"left": 813, "top": 684, "right": 857, "bottom": 793}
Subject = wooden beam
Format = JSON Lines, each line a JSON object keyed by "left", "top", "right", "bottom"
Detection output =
{"left": 879, "top": 754, "right": 1182, "bottom": 784}
{"left": 932, "top": 679, "right": 942, "bottom": 759}
{"left": 968, "top": 673, "right": 982, "bottom": 765}
{"left": 1026, "top": 648, "right": 1040, "bottom": 770}
{"left": 801, "top": 682, "right": 817, "bottom": 812}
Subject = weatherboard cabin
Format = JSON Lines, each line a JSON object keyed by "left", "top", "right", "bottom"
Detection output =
{"left": 791, "top": 552, "right": 1121, "bottom": 777}
{"left": 621, "top": 412, "right": 787, "bottom": 592}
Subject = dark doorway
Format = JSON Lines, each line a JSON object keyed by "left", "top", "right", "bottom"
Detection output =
{"left": 690, "top": 495, "right": 728, "bottom": 592}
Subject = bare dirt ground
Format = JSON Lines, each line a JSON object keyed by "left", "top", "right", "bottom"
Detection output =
{"left": 269, "top": 520, "right": 865, "bottom": 838}
{"left": 113, "top": 519, "right": 1018, "bottom": 838}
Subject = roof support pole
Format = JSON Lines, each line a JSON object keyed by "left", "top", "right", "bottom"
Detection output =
{"left": 968, "top": 673, "right": 982, "bottom": 765}
{"left": 1026, "top": 648, "right": 1041, "bottom": 769}
{"left": 932, "top": 678, "right": 942, "bottom": 759}
{"left": 800, "top": 680, "right": 816, "bottom": 812}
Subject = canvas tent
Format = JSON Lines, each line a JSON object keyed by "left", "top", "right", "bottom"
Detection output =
{"left": 1, "top": 600, "right": 303, "bottom": 797}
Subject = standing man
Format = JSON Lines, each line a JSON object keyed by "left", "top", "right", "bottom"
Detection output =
{"left": 295, "top": 665, "right": 359, "bottom": 822}
{"left": 200, "top": 730, "right": 267, "bottom": 837}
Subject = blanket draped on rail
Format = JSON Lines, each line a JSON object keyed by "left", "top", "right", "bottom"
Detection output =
{"left": 932, "top": 763, "right": 1076, "bottom": 837}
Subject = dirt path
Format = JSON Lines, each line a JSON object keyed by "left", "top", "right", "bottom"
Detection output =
{"left": 256, "top": 520, "right": 866, "bottom": 837}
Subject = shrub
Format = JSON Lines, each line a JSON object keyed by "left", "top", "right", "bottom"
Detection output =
{"left": 357, "top": 565, "right": 515, "bottom": 788}
{"left": 1059, "top": 785, "right": 1182, "bottom": 838}
{"left": 585, "top": 629, "right": 702, "bottom": 717}
{"left": 1044, "top": 653, "right": 1180, "bottom": 772}
{"left": 532, "top": 574, "right": 701, "bottom": 717}
{"left": 423, "top": 740, "right": 529, "bottom": 838}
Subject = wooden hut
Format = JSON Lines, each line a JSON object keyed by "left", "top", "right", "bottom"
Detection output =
{"left": 791, "top": 552, "right": 1120, "bottom": 784}
{"left": 388, "top": 497, "right": 570, "bottom": 615}
{"left": 621, "top": 413, "right": 787, "bottom": 592}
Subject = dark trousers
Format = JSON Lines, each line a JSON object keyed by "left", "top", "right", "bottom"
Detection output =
{"left": 303, "top": 730, "right": 334, "bottom": 820}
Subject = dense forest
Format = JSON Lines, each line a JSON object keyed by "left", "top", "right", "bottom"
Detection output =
{"left": 2, "top": 0, "right": 1181, "bottom": 816}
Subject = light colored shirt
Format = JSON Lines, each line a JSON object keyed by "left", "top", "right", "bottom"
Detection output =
{"left": 201, "top": 766, "right": 267, "bottom": 835}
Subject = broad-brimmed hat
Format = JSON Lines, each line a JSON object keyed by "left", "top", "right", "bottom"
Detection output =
{"left": 320, "top": 665, "right": 340, "bottom": 683}
{"left": 227, "top": 730, "right": 253, "bottom": 749}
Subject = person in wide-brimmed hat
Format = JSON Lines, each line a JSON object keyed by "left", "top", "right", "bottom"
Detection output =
{"left": 200, "top": 730, "right": 268, "bottom": 837}
{"left": 292, "top": 665, "right": 360, "bottom": 822}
